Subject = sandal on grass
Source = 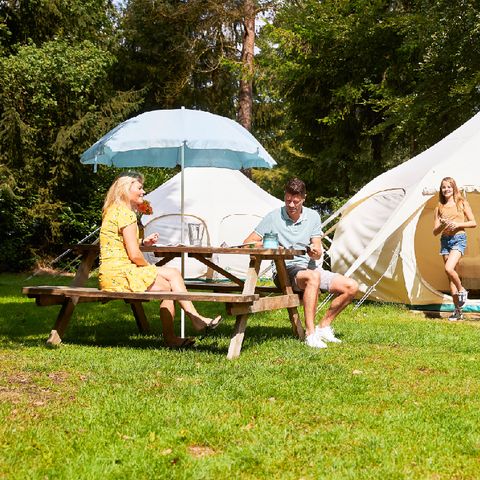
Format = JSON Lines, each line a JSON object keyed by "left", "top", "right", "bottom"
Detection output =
{"left": 166, "top": 337, "right": 196, "bottom": 349}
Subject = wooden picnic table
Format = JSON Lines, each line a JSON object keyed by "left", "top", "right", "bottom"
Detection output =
{"left": 23, "top": 244, "right": 305, "bottom": 359}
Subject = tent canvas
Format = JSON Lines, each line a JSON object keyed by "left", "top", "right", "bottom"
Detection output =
{"left": 329, "top": 112, "right": 480, "bottom": 311}
{"left": 141, "top": 167, "right": 283, "bottom": 279}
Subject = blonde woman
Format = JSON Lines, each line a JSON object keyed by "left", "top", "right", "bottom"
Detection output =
{"left": 99, "top": 171, "right": 221, "bottom": 346}
{"left": 433, "top": 177, "right": 476, "bottom": 320}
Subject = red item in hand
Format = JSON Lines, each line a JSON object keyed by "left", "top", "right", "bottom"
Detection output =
{"left": 137, "top": 200, "right": 153, "bottom": 215}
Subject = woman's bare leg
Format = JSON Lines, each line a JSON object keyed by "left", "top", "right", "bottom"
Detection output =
{"left": 159, "top": 300, "right": 194, "bottom": 347}
{"left": 148, "top": 267, "right": 221, "bottom": 331}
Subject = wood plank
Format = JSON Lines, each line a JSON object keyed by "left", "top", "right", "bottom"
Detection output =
{"left": 72, "top": 243, "right": 306, "bottom": 258}
{"left": 274, "top": 258, "right": 305, "bottom": 339}
{"left": 184, "top": 281, "right": 281, "bottom": 294}
{"left": 189, "top": 254, "right": 244, "bottom": 286}
{"left": 72, "top": 248, "right": 98, "bottom": 286}
{"left": 22, "top": 286, "right": 259, "bottom": 303}
{"left": 227, "top": 294, "right": 301, "bottom": 315}
{"left": 142, "top": 245, "right": 305, "bottom": 257}
{"left": 129, "top": 301, "right": 150, "bottom": 333}
{"left": 153, "top": 253, "right": 178, "bottom": 266}
{"left": 243, "top": 256, "right": 262, "bottom": 295}
{"left": 288, "top": 308, "right": 305, "bottom": 340}
{"left": 45, "top": 296, "right": 80, "bottom": 347}
{"left": 31, "top": 295, "right": 110, "bottom": 306}
{"left": 34, "top": 295, "right": 66, "bottom": 306}
{"left": 227, "top": 314, "right": 249, "bottom": 360}
{"left": 46, "top": 330, "right": 62, "bottom": 347}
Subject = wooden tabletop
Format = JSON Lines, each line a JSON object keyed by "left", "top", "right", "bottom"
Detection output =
{"left": 72, "top": 243, "right": 305, "bottom": 257}
{"left": 143, "top": 245, "right": 306, "bottom": 257}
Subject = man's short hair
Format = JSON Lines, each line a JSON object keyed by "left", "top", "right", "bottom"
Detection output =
{"left": 285, "top": 178, "right": 306, "bottom": 197}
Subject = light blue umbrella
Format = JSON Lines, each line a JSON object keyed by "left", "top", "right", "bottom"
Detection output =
{"left": 81, "top": 107, "right": 276, "bottom": 243}
{"left": 81, "top": 107, "right": 276, "bottom": 337}
{"left": 80, "top": 108, "right": 276, "bottom": 171}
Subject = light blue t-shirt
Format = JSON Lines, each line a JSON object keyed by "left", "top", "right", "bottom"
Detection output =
{"left": 254, "top": 206, "right": 323, "bottom": 268}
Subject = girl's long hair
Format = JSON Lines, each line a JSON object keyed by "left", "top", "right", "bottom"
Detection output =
{"left": 438, "top": 176, "right": 464, "bottom": 214}
{"left": 102, "top": 171, "right": 144, "bottom": 218}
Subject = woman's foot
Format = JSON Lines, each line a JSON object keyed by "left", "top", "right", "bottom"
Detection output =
{"left": 164, "top": 336, "right": 196, "bottom": 349}
{"left": 188, "top": 314, "right": 223, "bottom": 332}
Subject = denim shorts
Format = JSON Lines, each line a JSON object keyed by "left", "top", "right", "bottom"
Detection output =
{"left": 440, "top": 233, "right": 467, "bottom": 256}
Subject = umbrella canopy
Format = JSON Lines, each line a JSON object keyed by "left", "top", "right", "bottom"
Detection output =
{"left": 80, "top": 108, "right": 276, "bottom": 170}
{"left": 81, "top": 108, "right": 276, "bottom": 338}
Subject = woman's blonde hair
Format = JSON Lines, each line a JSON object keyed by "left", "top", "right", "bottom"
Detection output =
{"left": 102, "top": 171, "right": 144, "bottom": 217}
{"left": 438, "top": 176, "right": 464, "bottom": 214}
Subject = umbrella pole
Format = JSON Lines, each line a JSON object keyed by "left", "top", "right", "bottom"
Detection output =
{"left": 180, "top": 141, "right": 186, "bottom": 338}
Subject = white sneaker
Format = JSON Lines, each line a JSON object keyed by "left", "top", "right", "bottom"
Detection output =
{"left": 448, "top": 309, "right": 464, "bottom": 321}
{"left": 315, "top": 325, "right": 342, "bottom": 343}
{"left": 305, "top": 333, "right": 327, "bottom": 349}
{"left": 458, "top": 290, "right": 468, "bottom": 307}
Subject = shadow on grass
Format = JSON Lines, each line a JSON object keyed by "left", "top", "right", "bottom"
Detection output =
{"left": 1, "top": 298, "right": 294, "bottom": 354}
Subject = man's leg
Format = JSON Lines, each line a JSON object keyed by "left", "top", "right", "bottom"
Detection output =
{"left": 294, "top": 269, "right": 321, "bottom": 336}
{"left": 319, "top": 274, "right": 358, "bottom": 328}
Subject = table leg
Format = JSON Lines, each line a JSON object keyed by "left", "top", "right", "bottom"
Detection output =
{"left": 47, "top": 248, "right": 100, "bottom": 346}
{"left": 72, "top": 249, "right": 98, "bottom": 286}
{"left": 274, "top": 259, "right": 305, "bottom": 340}
{"left": 128, "top": 301, "right": 150, "bottom": 333}
{"left": 46, "top": 296, "right": 80, "bottom": 347}
{"left": 226, "top": 256, "right": 261, "bottom": 359}
{"left": 227, "top": 314, "right": 249, "bottom": 360}
{"left": 287, "top": 307, "right": 305, "bottom": 340}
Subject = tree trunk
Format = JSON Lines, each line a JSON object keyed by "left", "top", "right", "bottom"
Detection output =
{"left": 238, "top": 0, "right": 255, "bottom": 179}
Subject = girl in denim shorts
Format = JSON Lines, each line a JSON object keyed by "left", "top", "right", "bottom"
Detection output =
{"left": 433, "top": 177, "right": 476, "bottom": 320}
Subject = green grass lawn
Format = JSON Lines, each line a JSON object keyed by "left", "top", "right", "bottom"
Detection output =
{"left": 1, "top": 273, "right": 480, "bottom": 479}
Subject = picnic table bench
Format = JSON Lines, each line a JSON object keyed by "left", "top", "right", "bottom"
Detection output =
{"left": 22, "top": 244, "right": 305, "bottom": 358}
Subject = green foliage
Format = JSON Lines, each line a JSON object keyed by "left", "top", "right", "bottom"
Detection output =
{"left": 0, "top": 39, "right": 145, "bottom": 269}
{"left": 116, "top": 0, "right": 241, "bottom": 115}
{"left": 3, "top": 0, "right": 480, "bottom": 270}
{"left": 375, "top": 0, "right": 480, "bottom": 149}
{"left": 0, "top": 181, "right": 36, "bottom": 271}
{"left": 251, "top": 166, "right": 289, "bottom": 200}
{"left": 256, "top": 0, "right": 480, "bottom": 200}
{"left": 0, "top": 0, "right": 117, "bottom": 51}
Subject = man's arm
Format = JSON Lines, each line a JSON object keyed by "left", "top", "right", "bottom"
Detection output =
{"left": 243, "top": 209, "right": 274, "bottom": 247}
{"left": 308, "top": 236, "right": 323, "bottom": 261}
{"left": 243, "top": 231, "right": 263, "bottom": 247}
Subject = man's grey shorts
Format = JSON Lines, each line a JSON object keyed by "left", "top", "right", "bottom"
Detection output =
{"left": 275, "top": 264, "right": 339, "bottom": 293}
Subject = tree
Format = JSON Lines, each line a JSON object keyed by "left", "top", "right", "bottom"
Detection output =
{"left": 0, "top": 0, "right": 117, "bottom": 51}
{"left": 116, "top": 0, "right": 241, "bottom": 116}
{"left": 237, "top": 0, "right": 256, "bottom": 131}
{"left": 256, "top": 0, "right": 480, "bottom": 203}
{"left": 0, "top": 38, "right": 144, "bottom": 269}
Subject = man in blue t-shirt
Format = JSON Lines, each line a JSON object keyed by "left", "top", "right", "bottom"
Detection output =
{"left": 244, "top": 178, "right": 358, "bottom": 349}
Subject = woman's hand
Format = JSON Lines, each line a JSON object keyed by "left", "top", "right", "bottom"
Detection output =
{"left": 142, "top": 232, "right": 159, "bottom": 246}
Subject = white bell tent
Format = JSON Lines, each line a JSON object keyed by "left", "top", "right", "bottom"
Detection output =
{"left": 328, "top": 112, "right": 480, "bottom": 312}
{"left": 141, "top": 167, "right": 283, "bottom": 279}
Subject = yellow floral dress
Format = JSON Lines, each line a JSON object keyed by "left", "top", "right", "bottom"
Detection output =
{"left": 99, "top": 204, "right": 157, "bottom": 292}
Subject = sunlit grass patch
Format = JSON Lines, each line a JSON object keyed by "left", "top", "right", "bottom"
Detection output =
{"left": 1, "top": 274, "right": 480, "bottom": 478}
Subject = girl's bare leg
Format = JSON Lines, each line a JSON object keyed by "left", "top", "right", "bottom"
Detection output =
{"left": 443, "top": 251, "right": 463, "bottom": 308}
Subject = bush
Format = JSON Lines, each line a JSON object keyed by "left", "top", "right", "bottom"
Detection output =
{"left": 0, "top": 186, "right": 36, "bottom": 271}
